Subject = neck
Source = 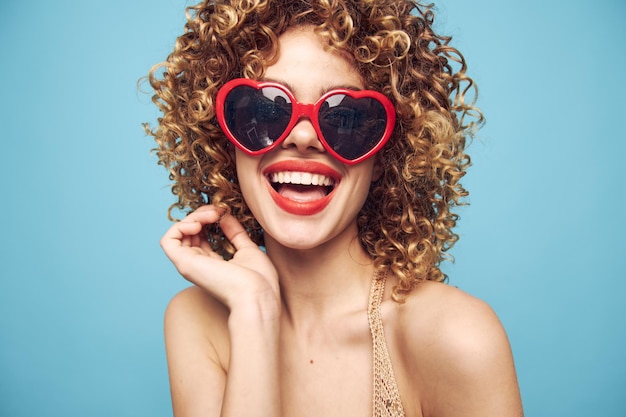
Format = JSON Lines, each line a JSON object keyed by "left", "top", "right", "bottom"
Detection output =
{"left": 264, "top": 231, "right": 374, "bottom": 325}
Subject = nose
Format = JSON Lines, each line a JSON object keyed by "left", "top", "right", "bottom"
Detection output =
{"left": 281, "top": 117, "right": 325, "bottom": 155}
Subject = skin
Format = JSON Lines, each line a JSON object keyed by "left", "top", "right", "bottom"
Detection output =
{"left": 161, "top": 26, "right": 523, "bottom": 417}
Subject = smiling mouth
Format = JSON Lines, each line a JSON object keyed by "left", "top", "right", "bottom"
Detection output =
{"left": 267, "top": 171, "right": 336, "bottom": 201}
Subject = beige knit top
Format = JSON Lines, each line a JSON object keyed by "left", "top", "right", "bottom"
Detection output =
{"left": 368, "top": 271, "right": 406, "bottom": 417}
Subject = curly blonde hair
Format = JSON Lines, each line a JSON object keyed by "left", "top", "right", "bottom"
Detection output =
{"left": 146, "top": 0, "right": 483, "bottom": 301}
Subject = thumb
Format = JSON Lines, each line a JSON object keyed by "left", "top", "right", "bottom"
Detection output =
{"left": 219, "top": 213, "right": 259, "bottom": 251}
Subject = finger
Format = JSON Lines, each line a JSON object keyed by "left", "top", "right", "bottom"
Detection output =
{"left": 162, "top": 205, "right": 223, "bottom": 243}
{"left": 181, "top": 235, "right": 192, "bottom": 247}
{"left": 188, "top": 232, "right": 200, "bottom": 248}
{"left": 219, "top": 213, "right": 258, "bottom": 251}
{"left": 185, "top": 205, "right": 226, "bottom": 223}
{"left": 162, "top": 219, "right": 204, "bottom": 243}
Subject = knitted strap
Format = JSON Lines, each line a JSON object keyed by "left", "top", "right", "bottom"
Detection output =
{"left": 368, "top": 270, "right": 406, "bottom": 417}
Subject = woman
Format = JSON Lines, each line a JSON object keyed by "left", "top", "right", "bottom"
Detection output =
{"left": 146, "top": 0, "right": 523, "bottom": 416}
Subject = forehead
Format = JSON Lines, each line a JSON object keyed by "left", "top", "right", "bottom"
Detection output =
{"left": 264, "top": 26, "right": 364, "bottom": 98}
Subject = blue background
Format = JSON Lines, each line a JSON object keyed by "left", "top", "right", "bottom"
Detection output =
{"left": 1, "top": 1, "right": 624, "bottom": 416}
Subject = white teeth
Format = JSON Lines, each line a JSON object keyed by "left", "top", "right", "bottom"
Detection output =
{"left": 269, "top": 171, "right": 335, "bottom": 186}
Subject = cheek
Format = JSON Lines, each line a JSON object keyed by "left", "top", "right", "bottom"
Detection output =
{"left": 234, "top": 149, "right": 256, "bottom": 181}
{"left": 345, "top": 162, "right": 377, "bottom": 209}
{"left": 353, "top": 158, "right": 377, "bottom": 186}
{"left": 234, "top": 151, "right": 257, "bottom": 200}
{"left": 234, "top": 150, "right": 272, "bottom": 226}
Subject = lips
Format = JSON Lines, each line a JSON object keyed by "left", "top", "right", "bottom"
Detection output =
{"left": 263, "top": 160, "right": 341, "bottom": 216}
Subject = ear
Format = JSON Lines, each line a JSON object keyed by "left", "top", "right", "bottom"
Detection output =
{"left": 371, "top": 155, "right": 383, "bottom": 182}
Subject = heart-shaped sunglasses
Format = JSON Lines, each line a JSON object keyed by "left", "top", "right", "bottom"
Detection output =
{"left": 216, "top": 78, "right": 396, "bottom": 164}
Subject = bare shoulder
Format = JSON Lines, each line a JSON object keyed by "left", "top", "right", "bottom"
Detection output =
{"left": 165, "top": 285, "right": 230, "bottom": 366}
{"left": 397, "top": 281, "right": 507, "bottom": 354}
{"left": 166, "top": 284, "right": 229, "bottom": 326}
{"left": 165, "top": 286, "right": 231, "bottom": 416}
{"left": 387, "top": 280, "right": 523, "bottom": 416}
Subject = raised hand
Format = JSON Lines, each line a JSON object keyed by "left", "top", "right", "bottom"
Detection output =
{"left": 160, "top": 205, "right": 280, "bottom": 311}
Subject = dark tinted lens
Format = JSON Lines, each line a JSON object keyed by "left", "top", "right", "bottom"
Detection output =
{"left": 318, "top": 95, "right": 387, "bottom": 160}
{"left": 223, "top": 85, "right": 292, "bottom": 151}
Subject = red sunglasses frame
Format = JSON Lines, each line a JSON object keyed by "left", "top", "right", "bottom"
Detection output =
{"left": 215, "top": 78, "right": 396, "bottom": 165}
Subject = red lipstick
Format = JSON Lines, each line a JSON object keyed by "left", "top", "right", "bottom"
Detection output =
{"left": 263, "top": 160, "right": 341, "bottom": 216}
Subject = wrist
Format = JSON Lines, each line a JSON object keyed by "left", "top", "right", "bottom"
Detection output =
{"left": 227, "top": 291, "right": 281, "bottom": 328}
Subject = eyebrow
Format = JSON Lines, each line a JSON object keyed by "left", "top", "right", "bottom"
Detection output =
{"left": 260, "top": 77, "right": 363, "bottom": 97}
